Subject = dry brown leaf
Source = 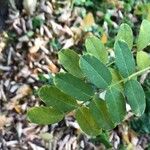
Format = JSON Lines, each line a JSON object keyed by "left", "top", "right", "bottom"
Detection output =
{"left": 0, "top": 41, "right": 6, "bottom": 53}
{"left": 0, "top": 115, "right": 7, "bottom": 129}
{"left": 0, "top": 32, "right": 7, "bottom": 53}
{"left": 29, "top": 46, "right": 39, "bottom": 54}
{"left": 106, "top": 0, "right": 123, "bottom": 9}
{"left": 71, "top": 27, "right": 82, "bottom": 44}
{"left": 14, "top": 105, "right": 22, "bottom": 114}
{"left": 123, "top": 133, "right": 130, "bottom": 145}
{"left": 64, "top": 25, "right": 74, "bottom": 36}
{"left": 66, "top": 111, "right": 75, "bottom": 117}
{"left": 11, "top": 84, "right": 32, "bottom": 101}
{"left": 81, "top": 12, "right": 95, "bottom": 29}
{"left": 48, "top": 62, "right": 59, "bottom": 73}
{"left": 29, "top": 37, "right": 48, "bottom": 54}
{"left": 16, "top": 84, "right": 31, "bottom": 95}
{"left": 101, "top": 33, "right": 108, "bottom": 44}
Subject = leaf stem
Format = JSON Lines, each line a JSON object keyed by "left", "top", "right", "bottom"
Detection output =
{"left": 106, "top": 61, "right": 115, "bottom": 67}
{"left": 108, "top": 66, "right": 150, "bottom": 88}
{"left": 128, "top": 66, "right": 150, "bottom": 80}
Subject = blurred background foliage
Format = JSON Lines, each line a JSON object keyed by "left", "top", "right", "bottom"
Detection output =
{"left": 71, "top": 0, "right": 150, "bottom": 47}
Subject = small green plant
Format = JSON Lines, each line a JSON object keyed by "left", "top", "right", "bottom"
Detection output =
{"left": 32, "top": 16, "right": 44, "bottom": 30}
{"left": 28, "top": 20, "right": 150, "bottom": 137}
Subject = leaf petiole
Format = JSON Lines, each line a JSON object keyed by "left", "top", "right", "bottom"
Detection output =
{"left": 108, "top": 66, "right": 150, "bottom": 89}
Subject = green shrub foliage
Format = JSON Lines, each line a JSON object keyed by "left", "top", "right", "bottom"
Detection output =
{"left": 28, "top": 20, "right": 150, "bottom": 136}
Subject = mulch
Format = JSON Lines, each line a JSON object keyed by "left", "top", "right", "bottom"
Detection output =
{"left": 0, "top": 1, "right": 150, "bottom": 150}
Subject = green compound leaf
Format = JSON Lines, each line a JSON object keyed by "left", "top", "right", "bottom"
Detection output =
{"left": 79, "top": 54, "right": 112, "bottom": 89}
{"left": 105, "top": 87, "right": 126, "bottom": 124}
{"left": 27, "top": 106, "right": 64, "bottom": 125}
{"left": 54, "top": 73, "right": 94, "bottom": 101}
{"left": 124, "top": 80, "right": 146, "bottom": 116}
{"left": 137, "top": 19, "right": 150, "bottom": 51}
{"left": 114, "top": 40, "right": 135, "bottom": 78}
{"left": 115, "top": 23, "right": 133, "bottom": 50}
{"left": 89, "top": 97, "right": 115, "bottom": 130}
{"left": 85, "top": 36, "right": 108, "bottom": 64}
{"left": 75, "top": 106, "right": 101, "bottom": 136}
{"left": 58, "top": 49, "right": 83, "bottom": 78}
{"left": 137, "top": 51, "right": 150, "bottom": 70}
{"left": 39, "top": 85, "right": 78, "bottom": 113}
